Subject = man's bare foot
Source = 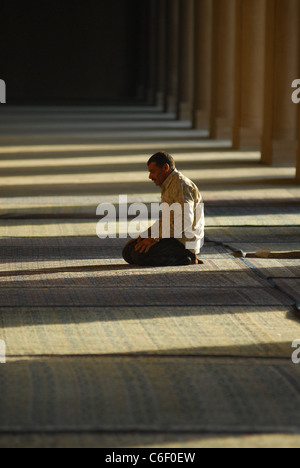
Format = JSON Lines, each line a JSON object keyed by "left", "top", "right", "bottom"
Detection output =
{"left": 191, "top": 255, "right": 203, "bottom": 265}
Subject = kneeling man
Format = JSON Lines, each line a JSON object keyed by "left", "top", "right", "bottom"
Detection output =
{"left": 122, "top": 152, "right": 204, "bottom": 266}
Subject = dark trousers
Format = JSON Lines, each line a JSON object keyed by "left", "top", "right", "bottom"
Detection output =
{"left": 122, "top": 238, "right": 196, "bottom": 267}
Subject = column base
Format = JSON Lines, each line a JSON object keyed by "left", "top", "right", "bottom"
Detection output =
{"left": 271, "top": 140, "right": 297, "bottom": 166}
{"left": 215, "top": 117, "right": 234, "bottom": 140}
{"left": 193, "top": 109, "right": 210, "bottom": 131}
{"left": 156, "top": 92, "right": 165, "bottom": 109}
{"left": 178, "top": 101, "right": 193, "bottom": 121}
{"left": 238, "top": 128, "right": 263, "bottom": 151}
{"left": 166, "top": 95, "right": 178, "bottom": 114}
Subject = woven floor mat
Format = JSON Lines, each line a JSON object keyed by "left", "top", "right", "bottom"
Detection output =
{"left": 1, "top": 432, "right": 300, "bottom": 449}
{"left": 206, "top": 209, "right": 300, "bottom": 226}
{"left": 2, "top": 206, "right": 298, "bottom": 225}
{"left": 0, "top": 246, "right": 230, "bottom": 261}
{"left": 0, "top": 306, "right": 298, "bottom": 358}
{"left": 206, "top": 227, "right": 300, "bottom": 243}
{"left": 0, "top": 236, "right": 125, "bottom": 248}
{"left": 272, "top": 279, "right": 300, "bottom": 303}
{"left": 2, "top": 223, "right": 299, "bottom": 241}
{"left": 0, "top": 258, "right": 269, "bottom": 289}
{"left": 225, "top": 247, "right": 300, "bottom": 260}
{"left": 0, "top": 285, "right": 292, "bottom": 307}
{"left": 0, "top": 206, "right": 98, "bottom": 218}
{"left": 243, "top": 258, "right": 300, "bottom": 279}
{"left": 0, "top": 220, "right": 98, "bottom": 237}
{"left": 245, "top": 252, "right": 300, "bottom": 259}
{"left": 0, "top": 357, "right": 299, "bottom": 433}
{"left": 0, "top": 269, "right": 267, "bottom": 288}
{"left": 0, "top": 244, "right": 231, "bottom": 262}
{"left": 0, "top": 246, "right": 122, "bottom": 261}
{"left": 0, "top": 194, "right": 161, "bottom": 219}
{"left": 223, "top": 243, "right": 300, "bottom": 255}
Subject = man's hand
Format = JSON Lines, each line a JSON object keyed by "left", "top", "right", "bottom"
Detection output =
{"left": 123, "top": 238, "right": 137, "bottom": 250}
{"left": 135, "top": 236, "right": 157, "bottom": 254}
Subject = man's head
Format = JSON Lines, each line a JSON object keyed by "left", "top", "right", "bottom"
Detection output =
{"left": 147, "top": 151, "right": 176, "bottom": 187}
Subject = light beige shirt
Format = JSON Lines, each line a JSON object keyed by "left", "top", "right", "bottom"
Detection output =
{"left": 150, "top": 169, "right": 205, "bottom": 254}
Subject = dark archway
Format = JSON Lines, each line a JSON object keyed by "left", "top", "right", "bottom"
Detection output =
{"left": 0, "top": 0, "right": 149, "bottom": 104}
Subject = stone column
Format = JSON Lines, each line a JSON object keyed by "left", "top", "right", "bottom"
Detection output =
{"left": 136, "top": 1, "right": 149, "bottom": 101}
{"left": 232, "top": 0, "right": 266, "bottom": 149}
{"left": 262, "top": 0, "right": 300, "bottom": 166}
{"left": 177, "top": 0, "right": 195, "bottom": 121}
{"left": 155, "top": 0, "right": 168, "bottom": 108}
{"left": 297, "top": 108, "right": 300, "bottom": 180}
{"left": 165, "top": 0, "right": 180, "bottom": 113}
{"left": 296, "top": 39, "right": 300, "bottom": 181}
{"left": 147, "top": 0, "right": 158, "bottom": 105}
{"left": 193, "top": 0, "right": 213, "bottom": 131}
{"left": 210, "top": 0, "right": 236, "bottom": 139}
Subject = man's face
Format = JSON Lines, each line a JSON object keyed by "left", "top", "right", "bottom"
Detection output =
{"left": 148, "top": 162, "right": 170, "bottom": 187}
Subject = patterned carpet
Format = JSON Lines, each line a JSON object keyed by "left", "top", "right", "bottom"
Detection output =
{"left": 272, "top": 279, "right": 300, "bottom": 303}
{"left": 0, "top": 106, "right": 300, "bottom": 448}
{"left": 0, "top": 306, "right": 297, "bottom": 358}
{"left": 0, "top": 286, "right": 293, "bottom": 308}
{"left": 0, "top": 357, "right": 300, "bottom": 434}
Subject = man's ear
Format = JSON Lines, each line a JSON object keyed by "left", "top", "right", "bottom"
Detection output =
{"left": 163, "top": 163, "right": 170, "bottom": 173}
